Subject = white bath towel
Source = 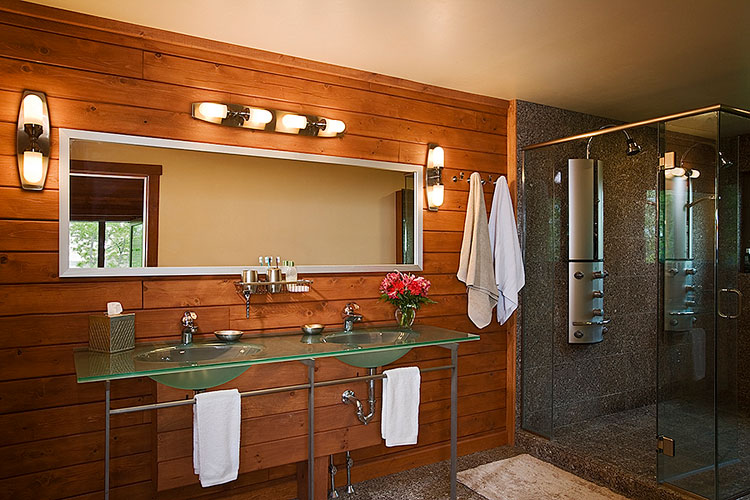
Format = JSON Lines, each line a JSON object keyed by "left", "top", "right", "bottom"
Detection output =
{"left": 381, "top": 367, "right": 421, "bottom": 447}
{"left": 458, "top": 172, "right": 498, "bottom": 328}
{"left": 488, "top": 176, "right": 525, "bottom": 324}
{"left": 193, "top": 389, "right": 241, "bottom": 487}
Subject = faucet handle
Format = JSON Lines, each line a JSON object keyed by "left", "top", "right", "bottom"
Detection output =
{"left": 182, "top": 310, "right": 197, "bottom": 327}
{"left": 343, "top": 302, "right": 360, "bottom": 316}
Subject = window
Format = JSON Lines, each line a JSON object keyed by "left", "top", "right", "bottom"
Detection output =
{"left": 68, "top": 161, "right": 161, "bottom": 269}
{"left": 69, "top": 220, "right": 145, "bottom": 268}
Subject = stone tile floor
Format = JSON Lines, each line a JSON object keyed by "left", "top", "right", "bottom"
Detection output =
{"left": 335, "top": 447, "right": 522, "bottom": 500}
{"left": 537, "top": 403, "right": 750, "bottom": 500}
{"left": 330, "top": 403, "right": 750, "bottom": 499}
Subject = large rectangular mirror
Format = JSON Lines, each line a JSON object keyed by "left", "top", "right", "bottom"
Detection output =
{"left": 59, "top": 129, "right": 422, "bottom": 277}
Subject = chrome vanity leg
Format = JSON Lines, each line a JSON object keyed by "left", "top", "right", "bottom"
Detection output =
{"left": 450, "top": 344, "right": 458, "bottom": 500}
{"left": 303, "top": 359, "right": 316, "bottom": 499}
{"left": 105, "top": 379, "right": 110, "bottom": 500}
{"left": 328, "top": 455, "right": 339, "bottom": 499}
{"left": 345, "top": 450, "right": 354, "bottom": 494}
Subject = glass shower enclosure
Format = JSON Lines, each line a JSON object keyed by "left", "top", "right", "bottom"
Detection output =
{"left": 657, "top": 108, "right": 750, "bottom": 499}
{"left": 520, "top": 105, "right": 750, "bottom": 500}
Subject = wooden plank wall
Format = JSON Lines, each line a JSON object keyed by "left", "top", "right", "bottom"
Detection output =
{"left": 0, "top": 2, "right": 514, "bottom": 499}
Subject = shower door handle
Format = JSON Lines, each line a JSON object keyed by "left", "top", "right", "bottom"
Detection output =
{"left": 718, "top": 288, "right": 743, "bottom": 319}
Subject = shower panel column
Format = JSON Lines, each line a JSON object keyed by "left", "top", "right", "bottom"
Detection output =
{"left": 568, "top": 159, "right": 609, "bottom": 343}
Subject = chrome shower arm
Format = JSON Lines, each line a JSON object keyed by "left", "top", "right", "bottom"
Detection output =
{"left": 586, "top": 125, "right": 640, "bottom": 159}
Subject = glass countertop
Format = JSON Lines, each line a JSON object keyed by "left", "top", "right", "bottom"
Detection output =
{"left": 73, "top": 325, "right": 479, "bottom": 383}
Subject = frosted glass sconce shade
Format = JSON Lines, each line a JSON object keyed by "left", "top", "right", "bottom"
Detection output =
{"left": 16, "top": 90, "right": 50, "bottom": 190}
{"left": 426, "top": 144, "right": 445, "bottom": 211}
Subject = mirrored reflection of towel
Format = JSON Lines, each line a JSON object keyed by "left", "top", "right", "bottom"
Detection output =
{"left": 457, "top": 172, "right": 498, "bottom": 328}
{"left": 488, "top": 176, "right": 525, "bottom": 324}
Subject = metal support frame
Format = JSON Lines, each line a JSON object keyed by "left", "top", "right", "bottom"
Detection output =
{"left": 440, "top": 343, "right": 459, "bottom": 500}
{"left": 303, "top": 359, "right": 316, "bottom": 498}
{"left": 101, "top": 344, "right": 460, "bottom": 500}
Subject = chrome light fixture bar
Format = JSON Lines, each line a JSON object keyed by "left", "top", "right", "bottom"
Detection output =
{"left": 16, "top": 90, "right": 50, "bottom": 190}
{"left": 192, "top": 102, "right": 346, "bottom": 137}
{"left": 425, "top": 143, "right": 445, "bottom": 211}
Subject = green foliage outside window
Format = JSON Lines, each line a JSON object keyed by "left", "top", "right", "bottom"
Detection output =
{"left": 69, "top": 220, "right": 144, "bottom": 268}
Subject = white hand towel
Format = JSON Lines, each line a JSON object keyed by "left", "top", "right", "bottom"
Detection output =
{"left": 488, "top": 176, "right": 525, "bottom": 324}
{"left": 193, "top": 389, "right": 241, "bottom": 487}
{"left": 457, "top": 172, "right": 498, "bottom": 328}
{"left": 381, "top": 366, "right": 421, "bottom": 447}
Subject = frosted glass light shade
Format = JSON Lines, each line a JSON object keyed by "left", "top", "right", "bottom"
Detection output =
{"left": 672, "top": 167, "right": 686, "bottom": 177}
{"left": 248, "top": 108, "right": 273, "bottom": 125}
{"left": 324, "top": 119, "right": 345, "bottom": 134}
{"left": 197, "top": 102, "right": 228, "bottom": 120}
{"left": 430, "top": 146, "right": 445, "bottom": 168}
{"left": 23, "top": 94, "right": 44, "bottom": 126}
{"left": 282, "top": 114, "right": 307, "bottom": 130}
{"left": 22, "top": 151, "right": 44, "bottom": 184}
{"left": 427, "top": 184, "right": 445, "bottom": 208}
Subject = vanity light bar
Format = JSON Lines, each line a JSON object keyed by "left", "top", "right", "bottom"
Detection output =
{"left": 191, "top": 102, "right": 346, "bottom": 137}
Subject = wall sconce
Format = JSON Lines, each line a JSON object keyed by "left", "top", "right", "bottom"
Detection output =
{"left": 662, "top": 149, "right": 701, "bottom": 179}
{"left": 16, "top": 90, "right": 50, "bottom": 190}
{"left": 192, "top": 102, "right": 345, "bottom": 137}
{"left": 425, "top": 144, "right": 445, "bottom": 211}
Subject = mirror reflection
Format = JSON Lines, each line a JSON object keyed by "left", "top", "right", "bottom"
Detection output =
{"left": 61, "top": 132, "right": 420, "bottom": 276}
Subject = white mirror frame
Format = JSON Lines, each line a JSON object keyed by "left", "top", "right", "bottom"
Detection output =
{"left": 59, "top": 129, "right": 423, "bottom": 277}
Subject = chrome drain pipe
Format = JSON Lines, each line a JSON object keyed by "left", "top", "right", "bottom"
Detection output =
{"left": 341, "top": 368, "right": 377, "bottom": 425}
{"left": 345, "top": 451, "right": 354, "bottom": 494}
{"left": 328, "top": 455, "right": 339, "bottom": 499}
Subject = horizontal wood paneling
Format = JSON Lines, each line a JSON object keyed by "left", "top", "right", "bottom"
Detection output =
{"left": 0, "top": 220, "right": 58, "bottom": 251}
{"left": 0, "top": 22, "right": 143, "bottom": 78}
{"left": 0, "top": 4, "right": 512, "bottom": 499}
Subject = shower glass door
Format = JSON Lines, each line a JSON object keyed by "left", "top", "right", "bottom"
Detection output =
{"left": 657, "top": 112, "right": 719, "bottom": 498}
{"left": 715, "top": 110, "right": 750, "bottom": 500}
{"left": 658, "top": 109, "right": 750, "bottom": 499}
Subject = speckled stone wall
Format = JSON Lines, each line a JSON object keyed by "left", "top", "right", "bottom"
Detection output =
{"left": 515, "top": 100, "right": 659, "bottom": 433}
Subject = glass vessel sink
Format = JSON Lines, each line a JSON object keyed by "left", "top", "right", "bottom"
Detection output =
{"left": 322, "top": 328, "right": 418, "bottom": 368}
{"left": 134, "top": 342, "right": 263, "bottom": 390}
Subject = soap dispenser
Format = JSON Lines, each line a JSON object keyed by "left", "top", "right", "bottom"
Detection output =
{"left": 284, "top": 260, "right": 298, "bottom": 282}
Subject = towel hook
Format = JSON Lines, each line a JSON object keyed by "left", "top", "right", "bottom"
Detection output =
{"left": 451, "top": 171, "right": 499, "bottom": 185}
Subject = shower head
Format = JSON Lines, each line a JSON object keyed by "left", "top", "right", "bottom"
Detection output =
{"left": 719, "top": 151, "right": 734, "bottom": 168}
{"left": 585, "top": 125, "right": 642, "bottom": 159}
{"left": 625, "top": 135, "right": 642, "bottom": 156}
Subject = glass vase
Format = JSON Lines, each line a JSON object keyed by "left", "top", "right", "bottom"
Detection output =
{"left": 395, "top": 305, "right": 417, "bottom": 328}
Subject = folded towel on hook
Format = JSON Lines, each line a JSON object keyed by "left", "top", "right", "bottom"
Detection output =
{"left": 457, "top": 172, "right": 498, "bottom": 328}
{"left": 489, "top": 176, "right": 525, "bottom": 324}
{"left": 193, "top": 389, "right": 241, "bottom": 487}
{"left": 381, "top": 366, "right": 421, "bottom": 447}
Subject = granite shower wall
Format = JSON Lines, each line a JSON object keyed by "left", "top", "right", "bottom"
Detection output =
{"left": 516, "top": 100, "right": 659, "bottom": 433}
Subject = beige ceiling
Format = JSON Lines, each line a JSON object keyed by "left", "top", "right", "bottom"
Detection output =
{"left": 26, "top": 0, "right": 750, "bottom": 121}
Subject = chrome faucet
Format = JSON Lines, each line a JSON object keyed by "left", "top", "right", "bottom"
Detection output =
{"left": 181, "top": 311, "right": 198, "bottom": 344}
{"left": 342, "top": 302, "right": 363, "bottom": 332}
